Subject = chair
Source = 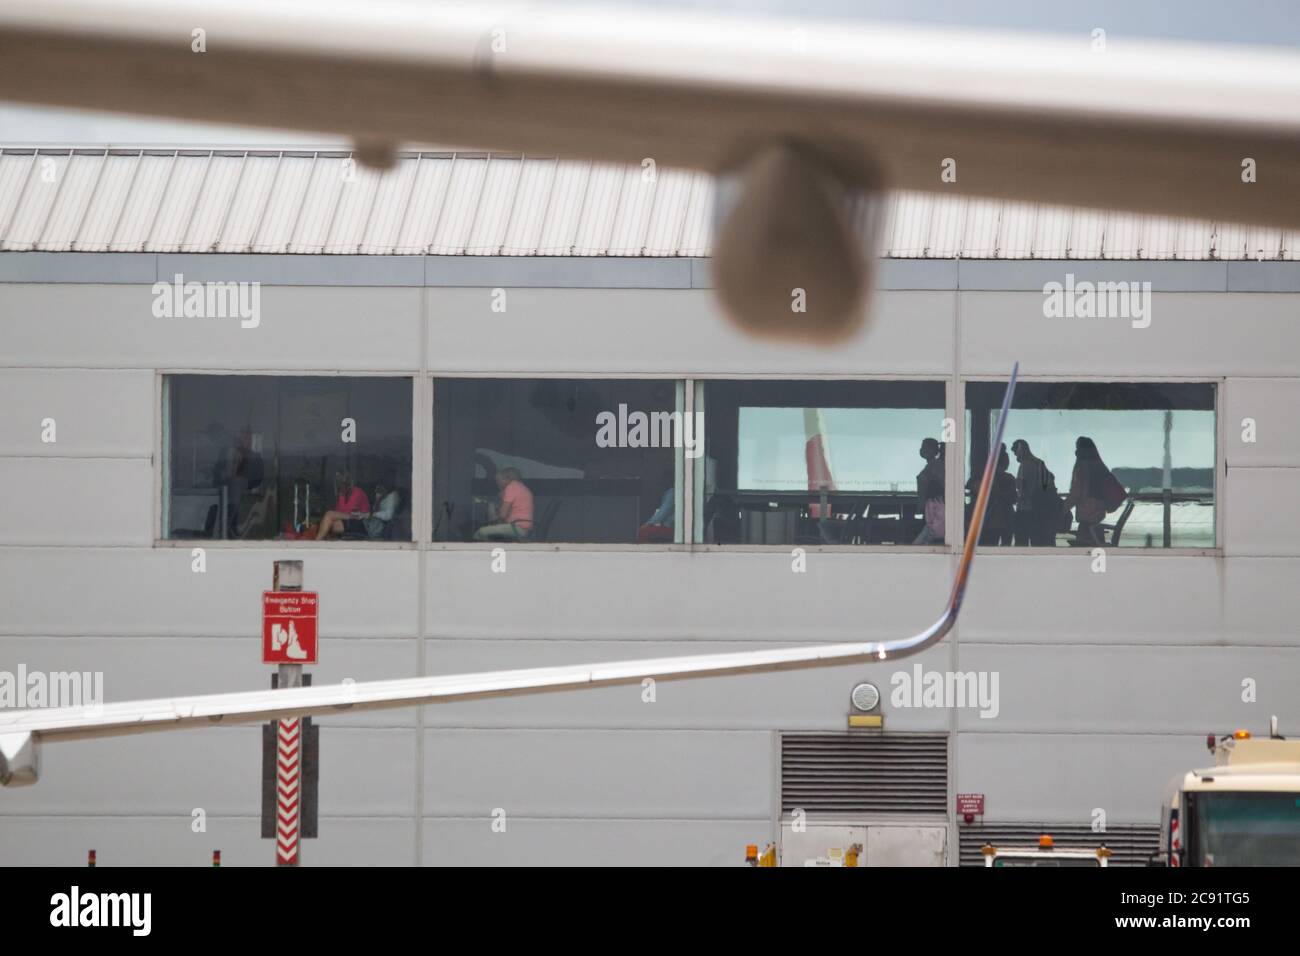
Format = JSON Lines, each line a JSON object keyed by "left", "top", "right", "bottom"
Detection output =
{"left": 1101, "top": 498, "right": 1136, "bottom": 546}
{"left": 1067, "top": 497, "right": 1135, "bottom": 547}
{"left": 527, "top": 499, "right": 563, "bottom": 543}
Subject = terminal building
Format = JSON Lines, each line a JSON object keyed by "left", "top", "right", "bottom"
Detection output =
{"left": 1, "top": 146, "right": 1298, "bottom": 865}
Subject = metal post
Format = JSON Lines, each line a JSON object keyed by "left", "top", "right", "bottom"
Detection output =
{"left": 273, "top": 560, "right": 303, "bottom": 866}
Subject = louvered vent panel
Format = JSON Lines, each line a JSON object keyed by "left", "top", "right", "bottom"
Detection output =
{"left": 781, "top": 733, "right": 947, "bottom": 814}
{"left": 958, "top": 823, "right": 1159, "bottom": 867}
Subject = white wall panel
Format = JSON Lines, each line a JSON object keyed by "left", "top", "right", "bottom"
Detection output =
{"left": 0, "top": 458, "right": 151, "bottom": 546}
{"left": 0, "top": 285, "right": 423, "bottom": 371}
{"left": 422, "top": 818, "right": 759, "bottom": 866}
{"left": 956, "top": 733, "right": 1203, "bottom": 824}
{"left": 0, "top": 369, "right": 154, "bottom": 457}
{"left": 959, "top": 554, "right": 1225, "bottom": 646}
{"left": 1225, "top": 557, "right": 1300, "bottom": 644}
{"left": 1224, "top": 468, "right": 1300, "bottom": 555}
{"left": 959, "top": 292, "right": 1300, "bottom": 377}
{"left": 2, "top": 727, "right": 415, "bottom": 817}
{"left": 0, "top": 816, "right": 417, "bottom": 867}
{"left": 423, "top": 729, "right": 772, "bottom": 819}
{"left": 423, "top": 550, "right": 952, "bottom": 642}
{"left": 955, "top": 644, "right": 1300, "bottom": 733}
{"left": 427, "top": 289, "right": 956, "bottom": 376}
{"left": 1224, "top": 378, "right": 1300, "bottom": 466}
{"left": 0, "top": 547, "right": 420, "bottom": 638}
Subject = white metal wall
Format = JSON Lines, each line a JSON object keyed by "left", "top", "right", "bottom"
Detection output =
{"left": 1, "top": 280, "right": 1298, "bottom": 864}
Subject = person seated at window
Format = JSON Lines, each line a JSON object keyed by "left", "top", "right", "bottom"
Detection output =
{"left": 316, "top": 471, "right": 372, "bottom": 540}
{"left": 473, "top": 467, "right": 534, "bottom": 541}
{"left": 363, "top": 482, "right": 401, "bottom": 540}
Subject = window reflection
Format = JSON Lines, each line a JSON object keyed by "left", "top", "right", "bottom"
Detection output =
{"left": 163, "top": 375, "right": 413, "bottom": 541}
{"left": 433, "top": 378, "right": 680, "bottom": 544}
{"left": 965, "top": 382, "right": 1216, "bottom": 548}
{"left": 701, "top": 380, "right": 947, "bottom": 545}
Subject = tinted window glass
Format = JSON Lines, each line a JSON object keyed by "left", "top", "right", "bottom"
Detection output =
{"left": 965, "top": 382, "right": 1216, "bottom": 548}
{"left": 164, "top": 375, "right": 412, "bottom": 541}
{"left": 433, "top": 378, "right": 683, "bottom": 544}
{"left": 701, "top": 380, "right": 947, "bottom": 546}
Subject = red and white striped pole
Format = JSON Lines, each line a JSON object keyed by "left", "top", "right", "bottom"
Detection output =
{"left": 276, "top": 717, "right": 302, "bottom": 865}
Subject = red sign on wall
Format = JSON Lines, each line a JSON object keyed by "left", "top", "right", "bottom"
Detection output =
{"left": 262, "top": 591, "right": 319, "bottom": 664}
{"left": 956, "top": 793, "right": 985, "bottom": 816}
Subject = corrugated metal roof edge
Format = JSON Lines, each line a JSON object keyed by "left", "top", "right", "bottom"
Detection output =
{"left": 1, "top": 146, "right": 1291, "bottom": 261}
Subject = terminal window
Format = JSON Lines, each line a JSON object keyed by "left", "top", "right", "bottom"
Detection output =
{"left": 433, "top": 377, "right": 683, "bottom": 544}
{"left": 699, "top": 380, "right": 948, "bottom": 546}
{"left": 964, "top": 381, "right": 1216, "bottom": 549}
{"left": 162, "top": 375, "right": 413, "bottom": 542}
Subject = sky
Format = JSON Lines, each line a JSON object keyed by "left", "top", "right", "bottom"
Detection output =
{"left": 1, "top": 0, "right": 1298, "bottom": 145}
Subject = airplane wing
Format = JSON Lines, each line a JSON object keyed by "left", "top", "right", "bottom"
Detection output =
{"left": 0, "top": 1, "right": 1297, "bottom": 224}
{"left": 0, "top": 367, "right": 1016, "bottom": 785}
{"left": 1, "top": 2, "right": 1298, "bottom": 340}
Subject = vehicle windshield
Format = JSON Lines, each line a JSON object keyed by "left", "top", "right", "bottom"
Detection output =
{"left": 1192, "top": 791, "right": 1300, "bottom": 866}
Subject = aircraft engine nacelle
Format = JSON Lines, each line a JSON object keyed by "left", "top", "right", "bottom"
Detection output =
{"left": 0, "top": 732, "right": 40, "bottom": 787}
{"left": 711, "top": 141, "right": 882, "bottom": 344}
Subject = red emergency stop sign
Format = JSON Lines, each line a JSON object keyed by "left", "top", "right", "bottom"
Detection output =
{"left": 262, "top": 591, "right": 319, "bottom": 664}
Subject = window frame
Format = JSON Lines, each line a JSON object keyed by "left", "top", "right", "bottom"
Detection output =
{"left": 687, "top": 373, "right": 956, "bottom": 553}
{"left": 151, "top": 370, "right": 1226, "bottom": 556}
{"left": 427, "top": 371, "right": 694, "bottom": 551}
{"left": 955, "top": 374, "right": 1224, "bottom": 556}
{"left": 153, "top": 369, "right": 422, "bottom": 549}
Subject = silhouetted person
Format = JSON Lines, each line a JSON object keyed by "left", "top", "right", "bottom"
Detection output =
{"left": 978, "top": 443, "right": 1016, "bottom": 545}
{"left": 913, "top": 437, "right": 945, "bottom": 545}
{"left": 1011, "top": 439, "right": 1057, "bottom": 546}
{"left": 1064, "top": 436, "right": 1110, "bottom": 546}
{"left": 211, "top": 425, "right": 263, "bottom": 538}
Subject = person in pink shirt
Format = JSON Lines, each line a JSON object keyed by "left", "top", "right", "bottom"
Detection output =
{"left": 474, "top": 467, "right": 534, "bottom": 541}
{"left": 316, "top": 471, "right": 372, "bottom": 540}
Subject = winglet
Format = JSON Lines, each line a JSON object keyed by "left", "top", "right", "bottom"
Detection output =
{"left": 949, "top": 361, "right": 1018, "bottom": 616}
{"left": 867, "top": 362, "right": 1018, "bottom": 660}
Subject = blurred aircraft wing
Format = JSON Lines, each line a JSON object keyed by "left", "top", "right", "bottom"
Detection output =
{"left": 0, "top": 368, "right": 1015, "bottom": 783}
{"left": 0, "top": 0, "right": 1297, "bottom": 226}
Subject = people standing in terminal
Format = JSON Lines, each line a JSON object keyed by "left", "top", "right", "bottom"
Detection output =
{"left": 980, "top": 443, "right": 1017, "bottom": 545}
{"left": 474, "top": 467, "right": 536, "bottom": 541}
{"left": 1063, "top": 436, "right": 1111, "bottom": 547}
{"left": 912, "top": 437, "right": 945, "bottom": 545}
{"left": 1010, "top": 439, "right": 1058, "bottom": 546}
{"left": 316, "top": 471, "right": 372, "bottom": 540}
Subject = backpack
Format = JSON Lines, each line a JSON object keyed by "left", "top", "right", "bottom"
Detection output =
{"left": 1101, "top": 471, "right": 1127, "bottom": 513}
{"left": 1036, "top": 463, "right": 1068, "bottom": 530}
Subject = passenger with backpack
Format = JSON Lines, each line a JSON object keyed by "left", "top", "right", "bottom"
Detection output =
{"left": 1010, "top": 439, "right": 1059, "bottom": 546}
{"left": 1064, "top": 436, "right": 1125, "bottom": 546}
